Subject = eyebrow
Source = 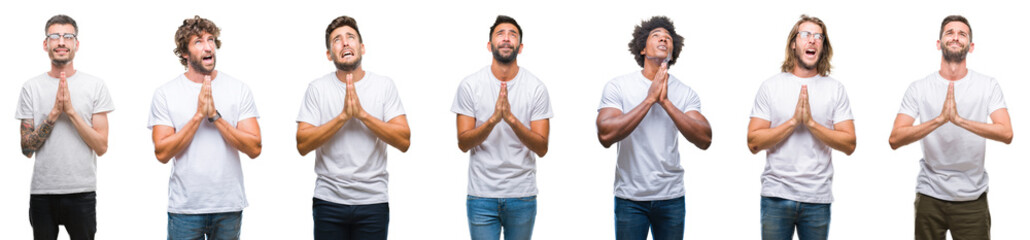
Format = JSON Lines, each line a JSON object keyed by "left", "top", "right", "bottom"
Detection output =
{"left": 496, "top": 29, "right": 519, "bottom": 35}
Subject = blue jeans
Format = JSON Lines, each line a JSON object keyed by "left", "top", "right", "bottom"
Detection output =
{"left": 312, "top": 198, "right": 389, "bottom": 240}
{"left": 30, "top": 192, "right": 97, "bottom": 240}
{"left": 167, "top": 211, "right": 242, "bottom": 240}
{"left": 614, "top": 196, "right": 685, "bottom": 240}
{"left": 467, "top": 195, "right": 537, "bottom": 240}
{"left": 760, "top": 197, "right": 830, "bottom": 240}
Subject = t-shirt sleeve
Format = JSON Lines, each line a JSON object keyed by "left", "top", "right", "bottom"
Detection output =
{"left": 832, "top": 83, "right": 855, "bottom": 124}
{"left": 296, "top": 83, "right": 321, "bottom": 126}
{"left": 383, "top": 78, "right": 406, "bottom": 122}
{"left": 749, "top": 83, "right": 771, "bottom": 120}
{"left": 93, "top": 81, "right": 115, "bottom": 114}
{"left": 147, "top": 89, "right": 172, "bottom": 129}
{"left": 238, "top": 84, "right": 260, "bottom": 121}
{"left": 450, "top": 80, "right": 475, "bottom": 117}
{"left": 597, "top": 81, "right": 622, "bottom": 112}
{"left": 679, "top": 85, "right": 701, "bottom": 113}
{"left": 897, "top": 82, "right": 920, "bottom": 119}
{"left": 988, "top": 78, "right": 1007, "bottom": 113}
{"left": 15, "top": 84, "right": 34, "bottom": 120}
{"left": 531, "top": 84, "right": 553, "bottom": 121}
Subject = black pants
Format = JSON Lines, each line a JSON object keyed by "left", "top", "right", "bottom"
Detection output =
{"left": 313, "top": 197, "right": 389, "bottom": 240}
{"left": 29, "top": 191, "right": 97, "bottom": 240}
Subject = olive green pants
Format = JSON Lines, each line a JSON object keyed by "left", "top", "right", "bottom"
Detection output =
{"left": 915, "top": 192, "right": 990, "bottom": 240}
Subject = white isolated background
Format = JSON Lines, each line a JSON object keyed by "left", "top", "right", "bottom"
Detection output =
{"left": 0, "top": 0, "right": 1025, "bottom": 239}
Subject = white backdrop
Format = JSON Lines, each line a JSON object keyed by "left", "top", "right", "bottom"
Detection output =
{"left": 1, "top": 0, "right": 1025, "bottom": 239}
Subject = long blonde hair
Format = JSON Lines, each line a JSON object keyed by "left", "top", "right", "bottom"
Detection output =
{"left": 781, "top": 15, "right": 832, "bottom": 76}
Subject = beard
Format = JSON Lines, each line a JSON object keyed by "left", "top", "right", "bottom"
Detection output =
{"left": 941, "top": 41, "right": 969, "bottom": 63}
{"left": 491, "top": 43, "right": 519, "bottom": 64}
{"left": 188, "top": 55, "right": 216, "bottom": 75}
{"left": 48, "top": 47, "right": 74, "bottom": 66}
{"left": 794, "top": 48, "right": 818, "bottom": 70}
{"left": 333, "top": 54, "right": 362, "bottom": 72}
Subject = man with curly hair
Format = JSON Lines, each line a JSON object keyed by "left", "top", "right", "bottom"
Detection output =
{"left": 889, "top": 15, "right": 1012, "bottom": 240}
{"left": 452, "top": 15, "right": 552, "bottom": 240}
{"left": 596, "top": 16, "right": 712, "bottom": 240}
{"left": 18, "top": 14, "right": 115, "bottom": 240}
{"left": 148, "top": 15, "right": 262, "bottom": 240}
{"left": 746, "top": 15, "right": 856, "bottom": 240}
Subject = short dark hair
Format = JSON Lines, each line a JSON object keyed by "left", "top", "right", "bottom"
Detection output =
{"left": 325, "top": 16, "right": 362, "bottom": 50}
{"left": 173, "top": 15, "right": 221, "bottom": 67}
{"left": 940, "top": 15, "right": 972, "bottom": 42}
{"left": 628, "top": 16, "right": 684, "bottom": 67}
{"left": 489, "top": 15, "right": 522, "bottom": 42}
{"left": 45, "top": 14, "right": 78, "bottom": 35}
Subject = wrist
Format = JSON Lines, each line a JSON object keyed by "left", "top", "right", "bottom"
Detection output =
{"left": 207, "top": 110, "right": 222, "bottom": 123}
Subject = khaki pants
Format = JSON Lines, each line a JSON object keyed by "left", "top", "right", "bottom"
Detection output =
{"left": 915, "top": 192, "right": 990, "bottom": 240}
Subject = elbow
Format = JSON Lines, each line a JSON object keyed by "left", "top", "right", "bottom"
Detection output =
{"left": 748, "top": 145, "right": 760, "bottom": 155}
{"left": 888, "top": 137, "right": 902, "bottom": 150}
{"left": 458, "top": 144, "right": 471, "bottom": 153}
{"left": 297, "top": 145, "right": 311, "bottom": 156}
{"left": 598, "top": 134, "right": 615, "bottom": 149}
{"left": 94, "top": 146, "right": 108, "bottom": 157}
{"left": 246, "top": 146, "right": 262, "bottom": 159}
{"left": 535, "top": 145, "right": 548, "bottom": 158}
{"left": 1001, "top": 131, "right": 1013, "bottom": 144}
{"left": 843, "top": 145, "right": 856, "bottom": 156}
{"left": 397, "top": 140, "right": 410, "bottom": 153}
{"left": 155, "top": 152, "right": 171, "bottom": 164}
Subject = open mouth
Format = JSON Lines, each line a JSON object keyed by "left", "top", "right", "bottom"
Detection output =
{"left": 341, "top": 49, "right": 354, "bottom": 58}
{"left": 804, "top": 49, "right": 817, "bottom": 56}
{"left": 202, "top": 55, "right": 214, "bottom": 63}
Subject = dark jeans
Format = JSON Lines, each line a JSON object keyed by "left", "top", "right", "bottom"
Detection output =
{"left": 29, "top": 191, "right": 97, "bottom": 240}
{"left": 313, "top": 198, "right": 389, "bottom": 240}
{"left": 614, "top": 196, "right": 685, "bottom": 240}
{"left": 916, "top": 192, "right": 990, "bottom": 240}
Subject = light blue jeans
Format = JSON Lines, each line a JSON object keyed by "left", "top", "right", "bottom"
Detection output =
{"left": 467, "top": 195, "right": 537, "bottom": 240}
{"left": 760, "top": 197, "right": 830, "bottom": 240}
{"left": 167, "top": 211, "right": 242, "bottom": 240}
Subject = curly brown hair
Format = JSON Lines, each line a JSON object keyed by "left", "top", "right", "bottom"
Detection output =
{"left": 781, "top": 15, "right": 833, "bottom": 76}
{"left": 173, "top": 15, "right": 221, "bottom": 67}
{"left": 628, "top": 16, "right": 684, "bottom": 67}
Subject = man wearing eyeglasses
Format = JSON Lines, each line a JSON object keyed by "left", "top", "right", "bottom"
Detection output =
{"left": 888, "top": 15, "right": 1012, "bottom": 240}
{"left": 746, "top": 15, "right": 856, "bottom": 240}
{"left": 17, "top": 14, "right": 115, "bottom": 240}
{"left": 149, "top": 15, "right": 262, "bottom": 239}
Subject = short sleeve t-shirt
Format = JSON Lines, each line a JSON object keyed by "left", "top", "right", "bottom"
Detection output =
{"left": 451, "top": 66, "right": 553, "bottom": 198}
{"left": 898, "top": 70, "right": 1005, "bottom": 201}
{"left": 147, "top": 72, "right": 259, "bottom": 214}
{"left": 16, "top": 72, "right": 115, "bottom": 194}
{"left": 296, "top": 72, "right": 406, "bottom": 205}
{"left": 750, "top": 72, "right": 853, "bottom": 204}
{"left": 597, "top": 71, "right": 701, "bottom": 201}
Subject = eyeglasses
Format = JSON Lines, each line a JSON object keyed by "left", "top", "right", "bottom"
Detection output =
{"left": 46, "top": 33, "right": 77, "bottom": 41}
{"left": 797, "top": 31, "right": 824, "bottom": 41}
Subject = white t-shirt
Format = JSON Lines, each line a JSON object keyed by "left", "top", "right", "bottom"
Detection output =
{"left": 597, "top": 71, "right": 701, "bottom": 201}
{"left": 451, "top": 66, "right": 553, "bottom": 198}
{"left": 750, "top": 72, "right": 853, "bottom": 204}
{"left": 297, "top": 72, "right": 406, "bottom": 205}
{"left": 16, "top": 72, "right": 115, "bottom": 194}
{"left": 147, "top": 72, "right": 259, "bottom": 214}
{"left": 899, "top": 71, "right": 1006, "bottom": 201}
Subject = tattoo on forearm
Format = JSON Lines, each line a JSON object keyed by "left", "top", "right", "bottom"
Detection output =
{"left": 21, "top": 119, "right": 55, "bottom": 156}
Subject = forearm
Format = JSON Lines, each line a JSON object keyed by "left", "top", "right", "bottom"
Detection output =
{"left": 597, "top": 99, "right": 655, "bottom": 148}
{"left": 154, "top": 114, "right": 203, "bottom": 163}
{"left": 506, "top": 117, "right": 548, "bottom": 157}
{"left": 20, "top": 119, "right": 55, "bottom": 158}
{"left": 458, "top": 119, "right": 498, "bottom": 152}
{"left": 747, "top": 119, "right": 797, "bottom": 154}
{"left": 360, "top": 115, "right": 411, "bottom": 152}
{"left": 213, "top": 119, "right": 262, "bottom": 158}
{"left": 889, "top": 117, "right": 945, "bottom": 150}
{"left": 660, "top": 101, "right": 712, "bottom": 150}
{"left": 954, "top": 117, "right": 1013, "bottom": 144}
{"left": 296, "top": 118, "right": 346, "bottom": 155}
{"left": 808, "top": 121, "right": 856, "bottom": 155}
{"left": 67, "top": 114, "right": 108, "bottom": 156}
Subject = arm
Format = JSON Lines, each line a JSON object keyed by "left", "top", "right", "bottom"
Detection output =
{"left": 808, "top": 120, "right": 856, "bottom": 155}
{"left": 746, "top": 117, "right": 798, "bottom": 154}
{"left": 20, "top": 118, "right": 56, "bottom": 158}
{"left": 658, "top": 100, "right": 712, "bottom": 150}
{"left": 888, "top": 114, "right": 945, "bottom": 150}
{"left": 503, "top": 114, "right": 549, "bottom": 157}
{"left": 457, "top": 114, "right": 500, "bottom": 152}
{"left": 359, "top": 114, "right": 411, "bottom": 152}
{"left": 954, "top": 108, "right": 1013, "bottom": 144}
{"left": 152, "top": 113, "right": 204, "bottom": 163}
{"left": 66, "top": 112, "right": 110, "bottom": 156}
{"left": 212, "top": 117, "right": 262, "bottom": 159}
{"left": 296, "top": 117, "right": 347, "bottom": 156}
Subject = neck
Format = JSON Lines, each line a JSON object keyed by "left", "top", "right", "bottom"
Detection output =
{"left": 791, "top": 66, "right": 818, "bottom": 78}
{"left": 939, "top": 59, "right": 968, "bottom": 81}
{"left": 185, "top": 68, "right": 217, "bottom": 83}
{"left": 335, "top": 66, "right": 366, "bottom": 83}
{"left": 47, "top": 62, "right": 75, "bottom": 78}
{"left": 640, "top": 58, "right": 663, "bottom": 81}
{"left": 490, "top": 60, "right": 519, "bottom": 82}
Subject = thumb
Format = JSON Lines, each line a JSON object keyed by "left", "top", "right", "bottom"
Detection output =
{"left": 346, "top": 74, "right": 354, "bottom": 85}
{"left": 60, "top": 72, "right": 67, "bottom": 82}
{"left": 204, "top": 75, "right": 212, "bottom": 85}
